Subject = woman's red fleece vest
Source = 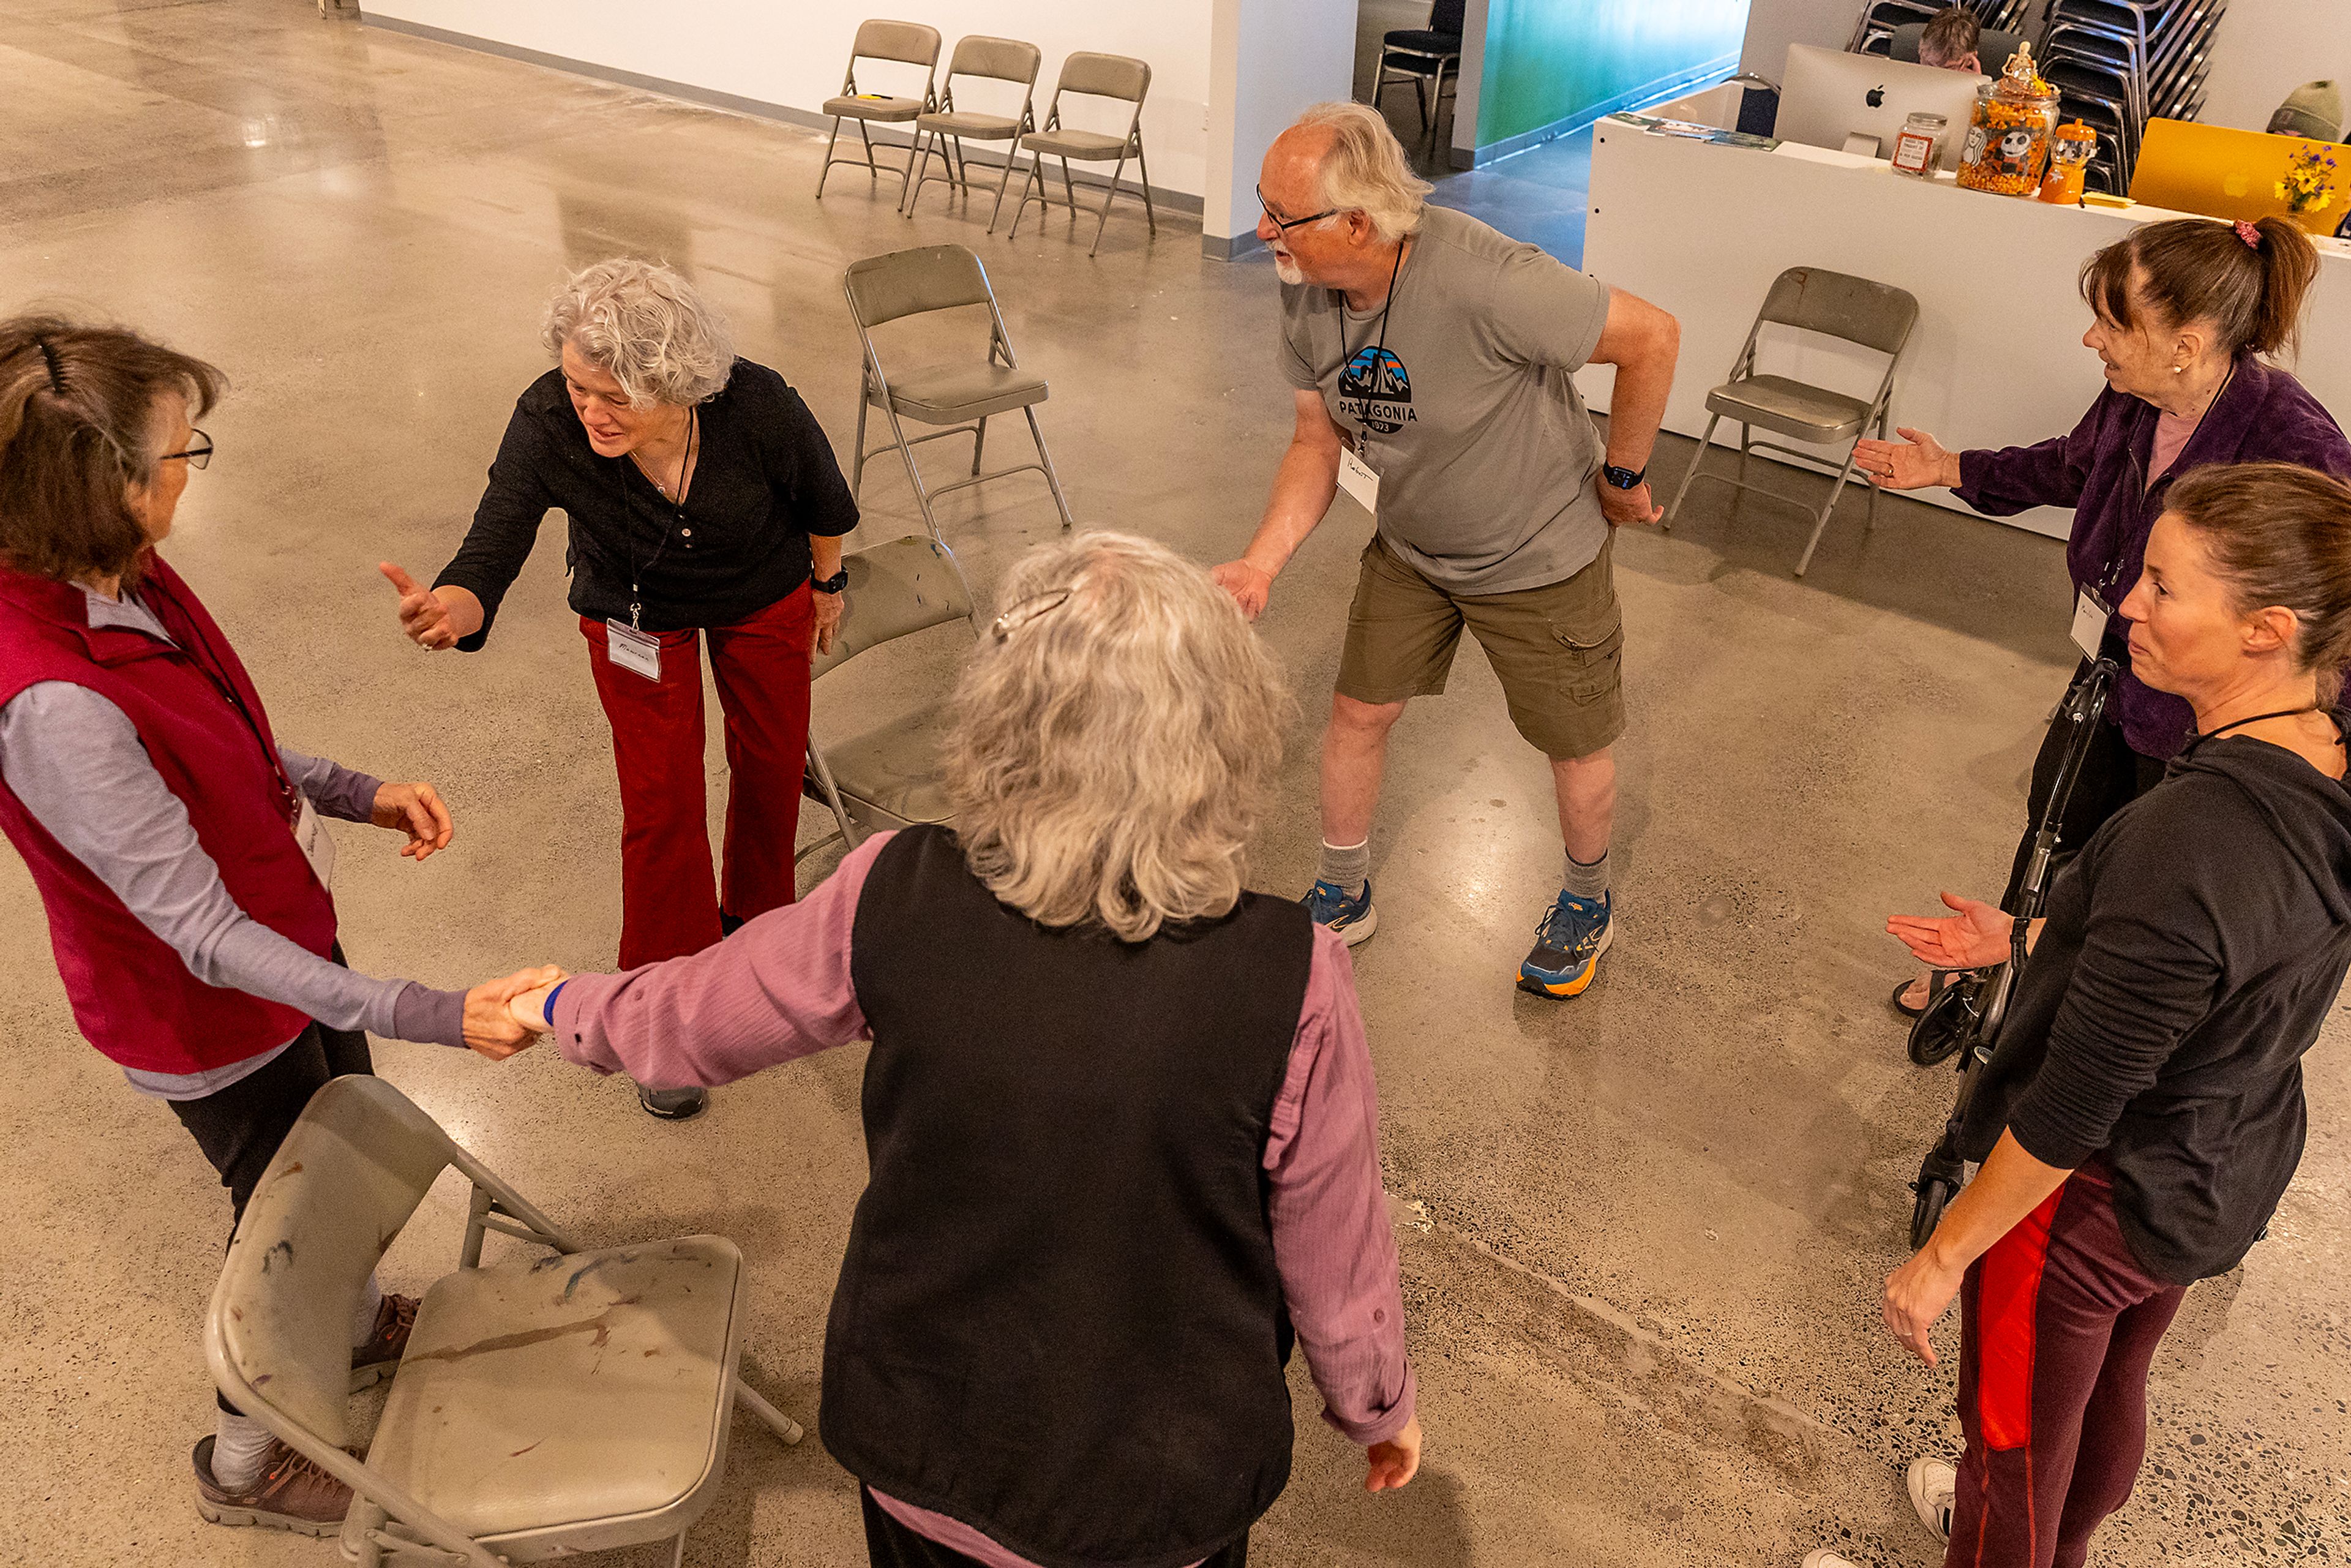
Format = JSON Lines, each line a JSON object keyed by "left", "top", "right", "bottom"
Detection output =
{"left": 0, "top": 555, "right": 335, "bottom": 1073}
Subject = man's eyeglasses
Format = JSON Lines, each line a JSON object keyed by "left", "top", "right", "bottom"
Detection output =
{"left": 160, "top": 429, "right": 214, "bottom": 470}
{"left": 1257, "top": 184, "right": 1339, "bottom": 234}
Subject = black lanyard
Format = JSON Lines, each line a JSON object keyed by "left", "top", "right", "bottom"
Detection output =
{"left": 613, "top": 405, "right": 697, "bottom": 631}
{"left": 2197, "top": 706, "right": 2323, "bottom": 743}
{"left": 1340, "top": 241, "right": 1408, "bottom": 382}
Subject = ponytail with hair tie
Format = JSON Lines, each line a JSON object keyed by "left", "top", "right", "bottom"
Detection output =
{"left": 2234, "top": 219, "right": 2262, "bottom": 250}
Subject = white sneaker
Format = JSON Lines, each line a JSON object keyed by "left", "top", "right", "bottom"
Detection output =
{"left": 1908, "top": 1455, "right": 1957, "bottom": 1544}
{"left": 1801, "top": 1553, "right": 1860, "bottom": 1567}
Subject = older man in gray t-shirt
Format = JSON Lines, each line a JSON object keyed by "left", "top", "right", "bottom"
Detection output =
{"left": 1213, "top": 103, "right": 1680, "bottom": 999}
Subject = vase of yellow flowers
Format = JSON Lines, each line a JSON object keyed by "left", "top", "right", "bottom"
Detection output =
{"left": 2277, "top": 142, "right": 2339, "bottom": 234}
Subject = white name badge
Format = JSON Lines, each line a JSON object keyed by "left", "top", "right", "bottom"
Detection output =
{"left": 605, "top": 619, "right": 663, "bottom": 681}
{"left": 1337, "top": 445, "right": 1380, "bottom": 516}
{"left": 293, "top": 796, "right": 336, "bottom": 891}
{"left": 2069, "top": 588, "right": 2111, "bottom": 661}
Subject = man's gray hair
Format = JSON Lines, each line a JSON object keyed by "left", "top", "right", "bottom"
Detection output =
{"left": 942, "top": 531, "right": 1294, "bottom": 943}
{"left": 542, "top": 258, "right": 735, "bottom": 408}
{"left": 1296, "top": 101, "right": 1432, "bottom": 244}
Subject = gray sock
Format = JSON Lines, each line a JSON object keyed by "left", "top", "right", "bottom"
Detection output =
{"left": 1563, "top": 849, "right": 1608, "bottom": 902}
{"left": 351, "top": 1272, "right": 384, "bottom": 1349}
{"left": 1318, "top": 839, "right": 1371, "bottom": 898}
{"left": 212, "top": 1410, "right": 277, "bottom": 1490}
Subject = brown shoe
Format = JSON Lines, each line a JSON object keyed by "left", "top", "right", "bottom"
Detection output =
{"left": 351, "top": 1292, "right": 419, "bottom": 1387}
{"left": 193, "top": 1435, "right": 351, "bottom": 1535}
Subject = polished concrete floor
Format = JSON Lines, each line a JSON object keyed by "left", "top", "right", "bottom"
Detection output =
{"left": 2, "top": 5, "right": 2347, "bottom": 1567}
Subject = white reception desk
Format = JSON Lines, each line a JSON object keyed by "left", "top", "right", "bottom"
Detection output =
{"left": 1577, "top": 119, "right": 2351, "bottom": 541}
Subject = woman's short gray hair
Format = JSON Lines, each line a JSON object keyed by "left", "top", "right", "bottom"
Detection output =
{"left": 542, "top": 258, "right": 735, "bottom": 408}
{"left": 1297, "top": 101, "right": 1432, "bottom": 244}
{"left": 942, "top": 531, "right": 1294, "bottom": 943}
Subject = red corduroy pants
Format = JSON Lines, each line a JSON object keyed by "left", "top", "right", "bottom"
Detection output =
{"left": 580, "top": 585, "right": 812, "bottom": 970}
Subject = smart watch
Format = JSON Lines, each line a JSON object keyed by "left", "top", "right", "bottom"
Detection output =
{"left": 812, "top": 569, "right": 849, "bottom": 595}
{"left": 1601, "top": 462, "right": 1647, "bottom": 490}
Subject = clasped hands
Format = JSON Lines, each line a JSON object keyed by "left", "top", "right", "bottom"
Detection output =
{"left": 460, "top": 966, "right": 570, "bottom": 1060}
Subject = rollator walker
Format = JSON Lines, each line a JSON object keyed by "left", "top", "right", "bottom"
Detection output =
{"left": 1903, "top": 656, "right": 2119, "bottom": 1250}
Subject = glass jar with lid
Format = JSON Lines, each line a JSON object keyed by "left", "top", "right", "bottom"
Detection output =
{"left": 1956, "top": 42, "right": 2060, "bottom": 197}
{"left": 1889, "top": 111, "right": 1947, "bottom": 178}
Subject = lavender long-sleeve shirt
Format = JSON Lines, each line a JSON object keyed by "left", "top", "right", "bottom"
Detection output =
{"left": 552, "top": 831, "right": 1415, "bottom": 1567}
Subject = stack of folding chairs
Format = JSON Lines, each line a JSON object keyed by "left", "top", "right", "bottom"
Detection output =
{"left": 2038, "top": 0, "right": 2229, "bottom": 193}
{"left": 1848, "top": 0, "right": 2029, "bottom": 57}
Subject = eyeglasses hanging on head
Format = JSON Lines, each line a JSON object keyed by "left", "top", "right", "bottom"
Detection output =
{"left": 989, "top": 587, "right": 1074, "bottom": 643}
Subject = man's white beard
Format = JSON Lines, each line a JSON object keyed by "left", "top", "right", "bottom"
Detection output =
{"left": 1272, "top": 250, "right": 1303, "bottom": 285}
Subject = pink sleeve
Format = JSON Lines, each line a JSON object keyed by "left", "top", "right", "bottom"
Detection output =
{"left": 552, "top": 832, "right": 892, "bottom": 1086}
{"left": 1263, "top": 927, "right": 1415, "bottom": 1446}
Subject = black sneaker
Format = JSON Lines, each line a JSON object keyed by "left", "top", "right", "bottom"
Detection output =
{"left": 638, "top": 1083, "right": 708, "bottom": 1119}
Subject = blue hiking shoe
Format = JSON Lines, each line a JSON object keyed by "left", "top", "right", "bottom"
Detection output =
{"left": 1518, "top": 889, "right": 1612, "bottom": 997}
{"left": 1303, "top": 878, "right": 1378, "bottom": 947}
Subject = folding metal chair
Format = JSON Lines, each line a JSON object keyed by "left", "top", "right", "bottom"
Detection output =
{"left": 205, "top": 1076, "right": 804, "bottom": 1568}
{"left": 799, "top": 534, "right": 981, "bottom": 861}
{"left": 902, "top": 36, "right": 1042, "bottom": 232}
{"left": 1371, "top": 0, "right": 1466, "bottom": 144}
{"left": 1661, "top": 266, "right": 1919, "bottom": 577}
{"left": 815, "top": 20, "right": 942, "bottom": 201}
{"left": 843, "top": 243, "right": 1076, "bottom": 542}
{"left": 1006, "top": 52, "right": 1157, "bottom": 257}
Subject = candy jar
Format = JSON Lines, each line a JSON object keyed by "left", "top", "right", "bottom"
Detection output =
{"left": 1957, "top": 43, "right": 2060, "bottom": 197}
{"left": 2039, "top": 121, "right": 2098, "bottom": 204}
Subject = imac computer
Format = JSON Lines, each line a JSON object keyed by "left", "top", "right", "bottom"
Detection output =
{"left": 1776, "top": 43, "right": 1988, "bottom": 173}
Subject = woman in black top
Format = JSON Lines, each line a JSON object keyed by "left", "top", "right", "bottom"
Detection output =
{"left": 1845, "top": 462, "right": 2351, "bottom": 1568}
{"left": 381, "top": 258, "right": 858, "bottom": 1119}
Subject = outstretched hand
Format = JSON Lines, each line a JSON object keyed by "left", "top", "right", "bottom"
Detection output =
{"left": 1853, "top": 427, "right": 1959, "bottom": 490}
{"left": 380, "top": 562, "right": 466, "bottom": 650}
{"left": 372, "top": 781, "right": 453, "bottom": 860}
{"left": 1886, "top": 891, "right": 2010, "bottom": 970}
{"left": 463, "top": 965, "right": 568, "bottom": 1060}
{"left": 1365, "top": 1418, "right": 1423, "bottom": 1492}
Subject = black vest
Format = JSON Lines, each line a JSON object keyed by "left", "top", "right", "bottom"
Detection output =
{"left": 822, "top": 826, "right": 1315, "bottom": 1568}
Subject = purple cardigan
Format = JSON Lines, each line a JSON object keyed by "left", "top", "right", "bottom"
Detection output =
{"left": 1955, "top": 354, "right": 2351, "bottom": 759}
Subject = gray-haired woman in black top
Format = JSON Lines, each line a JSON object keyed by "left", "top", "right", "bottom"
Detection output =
{"left": 379, "top": 258, "right": 858, "bottom": 1119}
{"left": 1806, "top": 461, "right": 2351, "bottom": 1568}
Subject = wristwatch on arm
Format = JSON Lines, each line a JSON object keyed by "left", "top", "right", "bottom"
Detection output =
{"left": 811, "top": 569, "right": 849, "bottom": 595}
{"left": 1601, "top": 462, "right": 1647, "bottom": 490}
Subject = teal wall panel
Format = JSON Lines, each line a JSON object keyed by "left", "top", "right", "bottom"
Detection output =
{"left": 1475, "top": 0, "right": 1752, "bottom": 151}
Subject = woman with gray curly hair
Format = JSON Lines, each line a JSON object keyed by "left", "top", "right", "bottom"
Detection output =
{"left": 501, "top": 531, "right": 1423, "bottom": 1567}
{"left": 381, "top": 257, "right": 860, "bottom": 1119}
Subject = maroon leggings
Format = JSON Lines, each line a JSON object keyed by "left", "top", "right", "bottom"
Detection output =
{"left": 1948, "top": 1165, "right": 2187, "bottom": 1568}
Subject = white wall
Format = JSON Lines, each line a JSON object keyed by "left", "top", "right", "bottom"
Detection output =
{"left": 361, "top": 0, "right": 1216, "bottom": 197}
{"left": 1202, "top": 0, "right": 1358, "bottom": 250}
{"left": 2200, "top": 0, "right": 2351, "bottom": 132}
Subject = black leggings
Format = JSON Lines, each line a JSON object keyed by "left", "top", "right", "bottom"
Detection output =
{"left": 167, "top": 1013, "right": 373, "bottom": 1413}
{"left": 859, "top": 1488, "right": 1250, "bottom": 1568}
{"left": 2000, "top": 665, "right": 2168, "bottom": 915}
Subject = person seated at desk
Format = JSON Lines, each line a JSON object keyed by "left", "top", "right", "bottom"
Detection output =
{"left": 1917, "top": 6, "right": 1984, "bottom": 73}
{"left": 2267, "top": 80, "right": 2342, "bottom": 141}
{"left": 498, "top": 531, "right": 1422, "bottom": 1568}
{"left": 1858, "top": 216, "right": 2351, "bottom": 1020}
